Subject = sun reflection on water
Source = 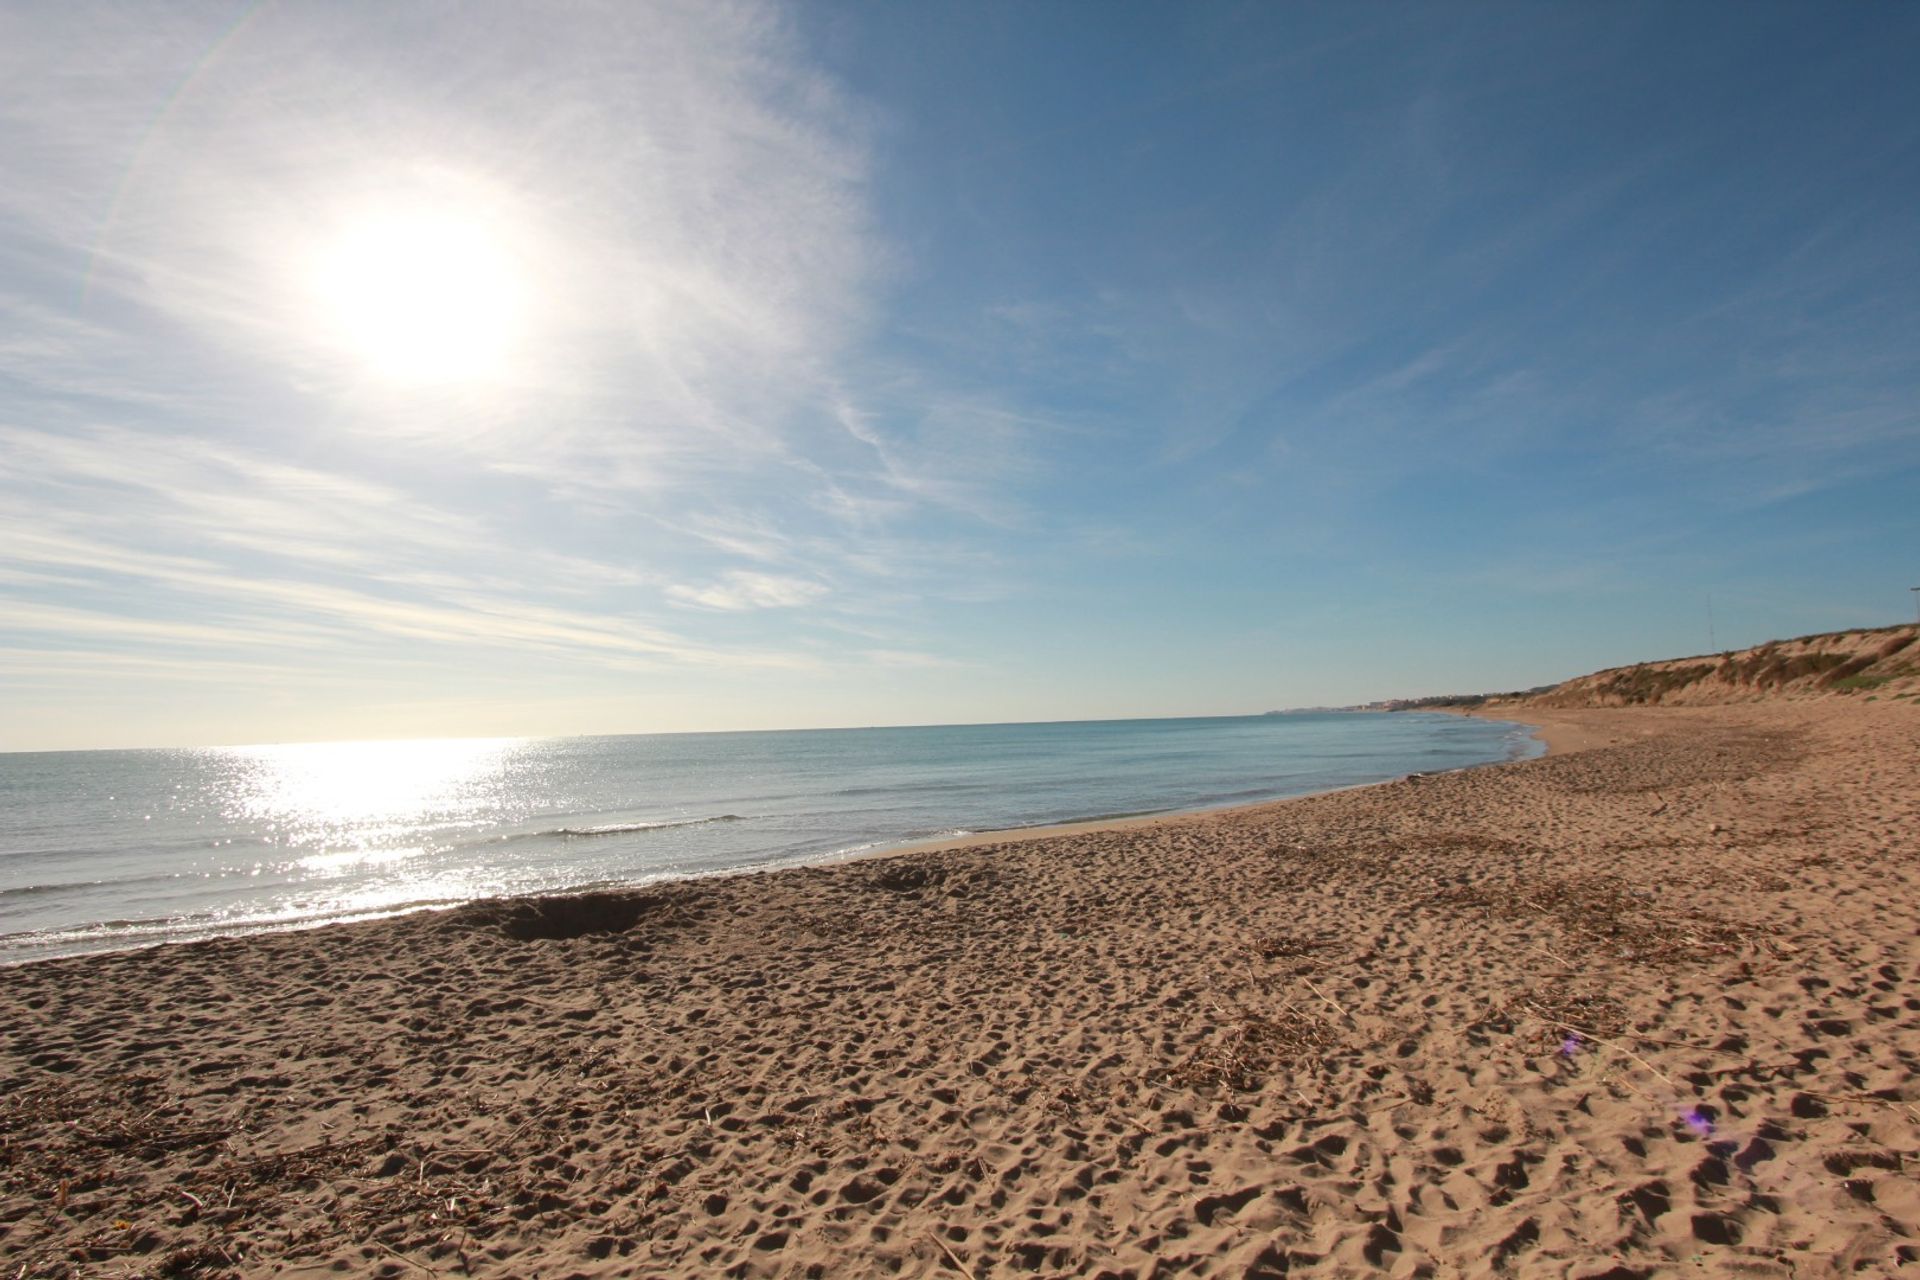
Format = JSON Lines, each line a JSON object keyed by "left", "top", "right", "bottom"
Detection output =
{"left": 211, "top": 738, "right": 521, "bottom": 867}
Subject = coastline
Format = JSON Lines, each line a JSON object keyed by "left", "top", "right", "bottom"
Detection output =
{"left": 0, "top": 711, "right": 1537, "bottom": 968}
{"left": 4, "top": 700, "right": 1916, "bottom": 1276}
{"left": 1430, "top": 704, "right": 1594, "bottom": 755}
{"left": 871, "top": 711, "right": 1551, "bottom": 864}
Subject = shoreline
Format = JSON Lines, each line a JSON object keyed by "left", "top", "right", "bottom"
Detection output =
{"left": 1, "top": 711, "right": 1545, "bottom": 969}
{"left": 5, "top": 700, "right": 1915, "bottom": 1276}
{"left": 872, "top": 710, "right": 1555, "bottom": 864}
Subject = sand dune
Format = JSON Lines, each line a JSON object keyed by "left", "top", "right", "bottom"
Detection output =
{"left": 3, "top": 700, "right": 1917, "bottom": 1277}
{"left": 1501, "top": 623, "right": 1920, "bottom": 708}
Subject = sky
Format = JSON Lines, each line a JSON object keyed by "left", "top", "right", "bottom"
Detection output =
{"left": 2, "top": 1, "right": 1917, "bottom": 751}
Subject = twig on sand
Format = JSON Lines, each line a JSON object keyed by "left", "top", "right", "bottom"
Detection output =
{"left": 370, "top": 1238, "right": 437, "bottom": 1275}
{"left": 932, "top": 1233, "right": 976, "bottom": 1278}
{"left": 1301, "top": 978, "right": 1355, "bottom": 1025}
{"left": 1527, "top": 1008, "right": 1677, "bottom": 1088}
{"left": 1528, "top": 1006, "right": 1804, "bottom": 1060}
{"left": 1796, "top": 1090, "right": 1920, "bottom": 1122}
{"left": 498, "top": 1113, "right": 547, "bottom": 1150}
{"left": 1529, "top": 940, "right": 1579, "bottom": 970}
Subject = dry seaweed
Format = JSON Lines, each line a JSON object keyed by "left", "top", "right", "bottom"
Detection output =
{"left": 1164, "top": 1006, "right": 1339, "bottom": 1093}
{"left": 1430, "top": 872, "right": 1756, "bottom": 966}
{"left": 1516, "top": 984, "right": 1627, "bottom": 1046}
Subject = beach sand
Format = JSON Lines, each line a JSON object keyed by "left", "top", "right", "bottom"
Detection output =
{"left": 3, "top": 701, "right": 1917, "bottom": 1277}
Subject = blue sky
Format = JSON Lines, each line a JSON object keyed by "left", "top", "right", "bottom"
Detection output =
{"left": 2, "top": 1, "right": 1917, "bottom": 749}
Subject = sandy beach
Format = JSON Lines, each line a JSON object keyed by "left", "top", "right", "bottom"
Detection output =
{"left": 4, "top": 700, "right": 1918, "bottom": 1278}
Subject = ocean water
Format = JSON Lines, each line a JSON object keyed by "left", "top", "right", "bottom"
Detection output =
{"left": 0, "top": 712, "right": 1538, "bottom": 964}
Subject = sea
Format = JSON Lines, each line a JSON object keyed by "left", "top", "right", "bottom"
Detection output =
{"left": 0, "top": 712, "right": 1539, "bottom": 964}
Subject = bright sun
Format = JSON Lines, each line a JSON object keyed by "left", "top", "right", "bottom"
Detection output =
{"left": 310, "top": 210, "right": 524, "bottom": 385}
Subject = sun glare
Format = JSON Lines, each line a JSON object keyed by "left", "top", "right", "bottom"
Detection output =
{"left": 310, "top": 210, "right": 524, "bottom": 385}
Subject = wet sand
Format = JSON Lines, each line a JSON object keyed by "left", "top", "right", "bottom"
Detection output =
{"left": 3, "top": 701, "right": 1917, "bottom": 1277}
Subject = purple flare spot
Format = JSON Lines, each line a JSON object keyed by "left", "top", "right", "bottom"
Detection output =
{"left": 1682, "top": 1108, "right": 1714, "bottom": 1137}
{"left": 1559, "top": 1034, "right": 1582, "bottom": 1058}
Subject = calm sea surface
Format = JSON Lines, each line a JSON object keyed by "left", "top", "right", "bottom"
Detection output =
{"left": 0, "top": 713, "right": 1538, "bottom": 963}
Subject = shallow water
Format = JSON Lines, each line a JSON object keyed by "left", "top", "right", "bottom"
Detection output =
{"left": 0, "top": 712, "right": 1538, "bottom": 962}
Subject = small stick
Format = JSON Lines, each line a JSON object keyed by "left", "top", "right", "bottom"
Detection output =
{"left": 932, "top": 1234, "right": 976, "bottom": 1278}
{"left": 371, "top": 1238, "right": 436, "bottom": 1275}
{"left": 498, "top": 1115, "right": 544, "bottom": 1149}
{"left": 1527, "top": 1006, "right": 1802, "bottom": 1059}
{"left": 1529, "top": 940, "right": 1580, "bottom": 970}
{"left": 1793, "top": 1090, "right": 1920, "bottom": 1120}
{"left": 1302, "top": 979, "right": 1355, "bottom": 1024}
{"left": 1529, "top": 1011, "right": 1676, "bottom": 1087}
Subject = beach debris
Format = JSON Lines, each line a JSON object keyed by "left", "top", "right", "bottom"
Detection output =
{"left": 1165, "top": 1006, "right": 1338, "bottom": 1092}
{"left": 1245, "top": 932, "right": 1337, "bottom": 971}
{"left": 370, "top": 1236, "right": 437, "bottom": 1274}
{"left": 1432, "top": 872, "right": 1753, "bottom": 967}
{"left": 1520, "top": 987, "right": 1625, "bottom": 1044}
{"left": 1523, "top": 1009, "right": 1678, "bottom": 1089}
{"left": 158, "top": 1242, "right": 241, "bottom": 1275}
{"left": 1301, "top": 977, "right": 1356, "bottom": 1025}
{"left": 932, "top": 1233, "right": 977, "bottom": 1278}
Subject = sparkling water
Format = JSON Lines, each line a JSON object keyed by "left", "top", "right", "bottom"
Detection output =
{"left": 0, "top": 712, "right": 1538, "bottom": 963}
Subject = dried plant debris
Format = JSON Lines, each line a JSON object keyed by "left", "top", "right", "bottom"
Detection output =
{"left": 0, "top": 1075, "right": 229, "bottom": 1191}
{"left": 1515, "top": 984, "right": 1628, "bottom": 1046}
{"left": 1431, "top": 872, "right": 1757, "bottom": 966}
{"left": 1165, "top": 1007, "right": 1339, "bottom": 1093}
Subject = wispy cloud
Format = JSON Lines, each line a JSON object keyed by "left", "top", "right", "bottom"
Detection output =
{"left": 667, "top": 571, "right": 830, "bottom": 611}
{"left": 0, "top": 1, "right": 1029, "bottom": 743}
{"left": 0, "top": 423, "right": 820, "bottom": 691}
{"left": 2, "top": 1, "right": 881, "bottom": 454}
{"left": 5, "top": 4, "right": 1915, "bottom": 745}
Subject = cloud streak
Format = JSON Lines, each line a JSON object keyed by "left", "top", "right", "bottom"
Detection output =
{"left": 668, "top": 572, "right": 830, "bottom": 611}
{"left": 4, "top": 4, "right": 1915, "bottom": 746}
